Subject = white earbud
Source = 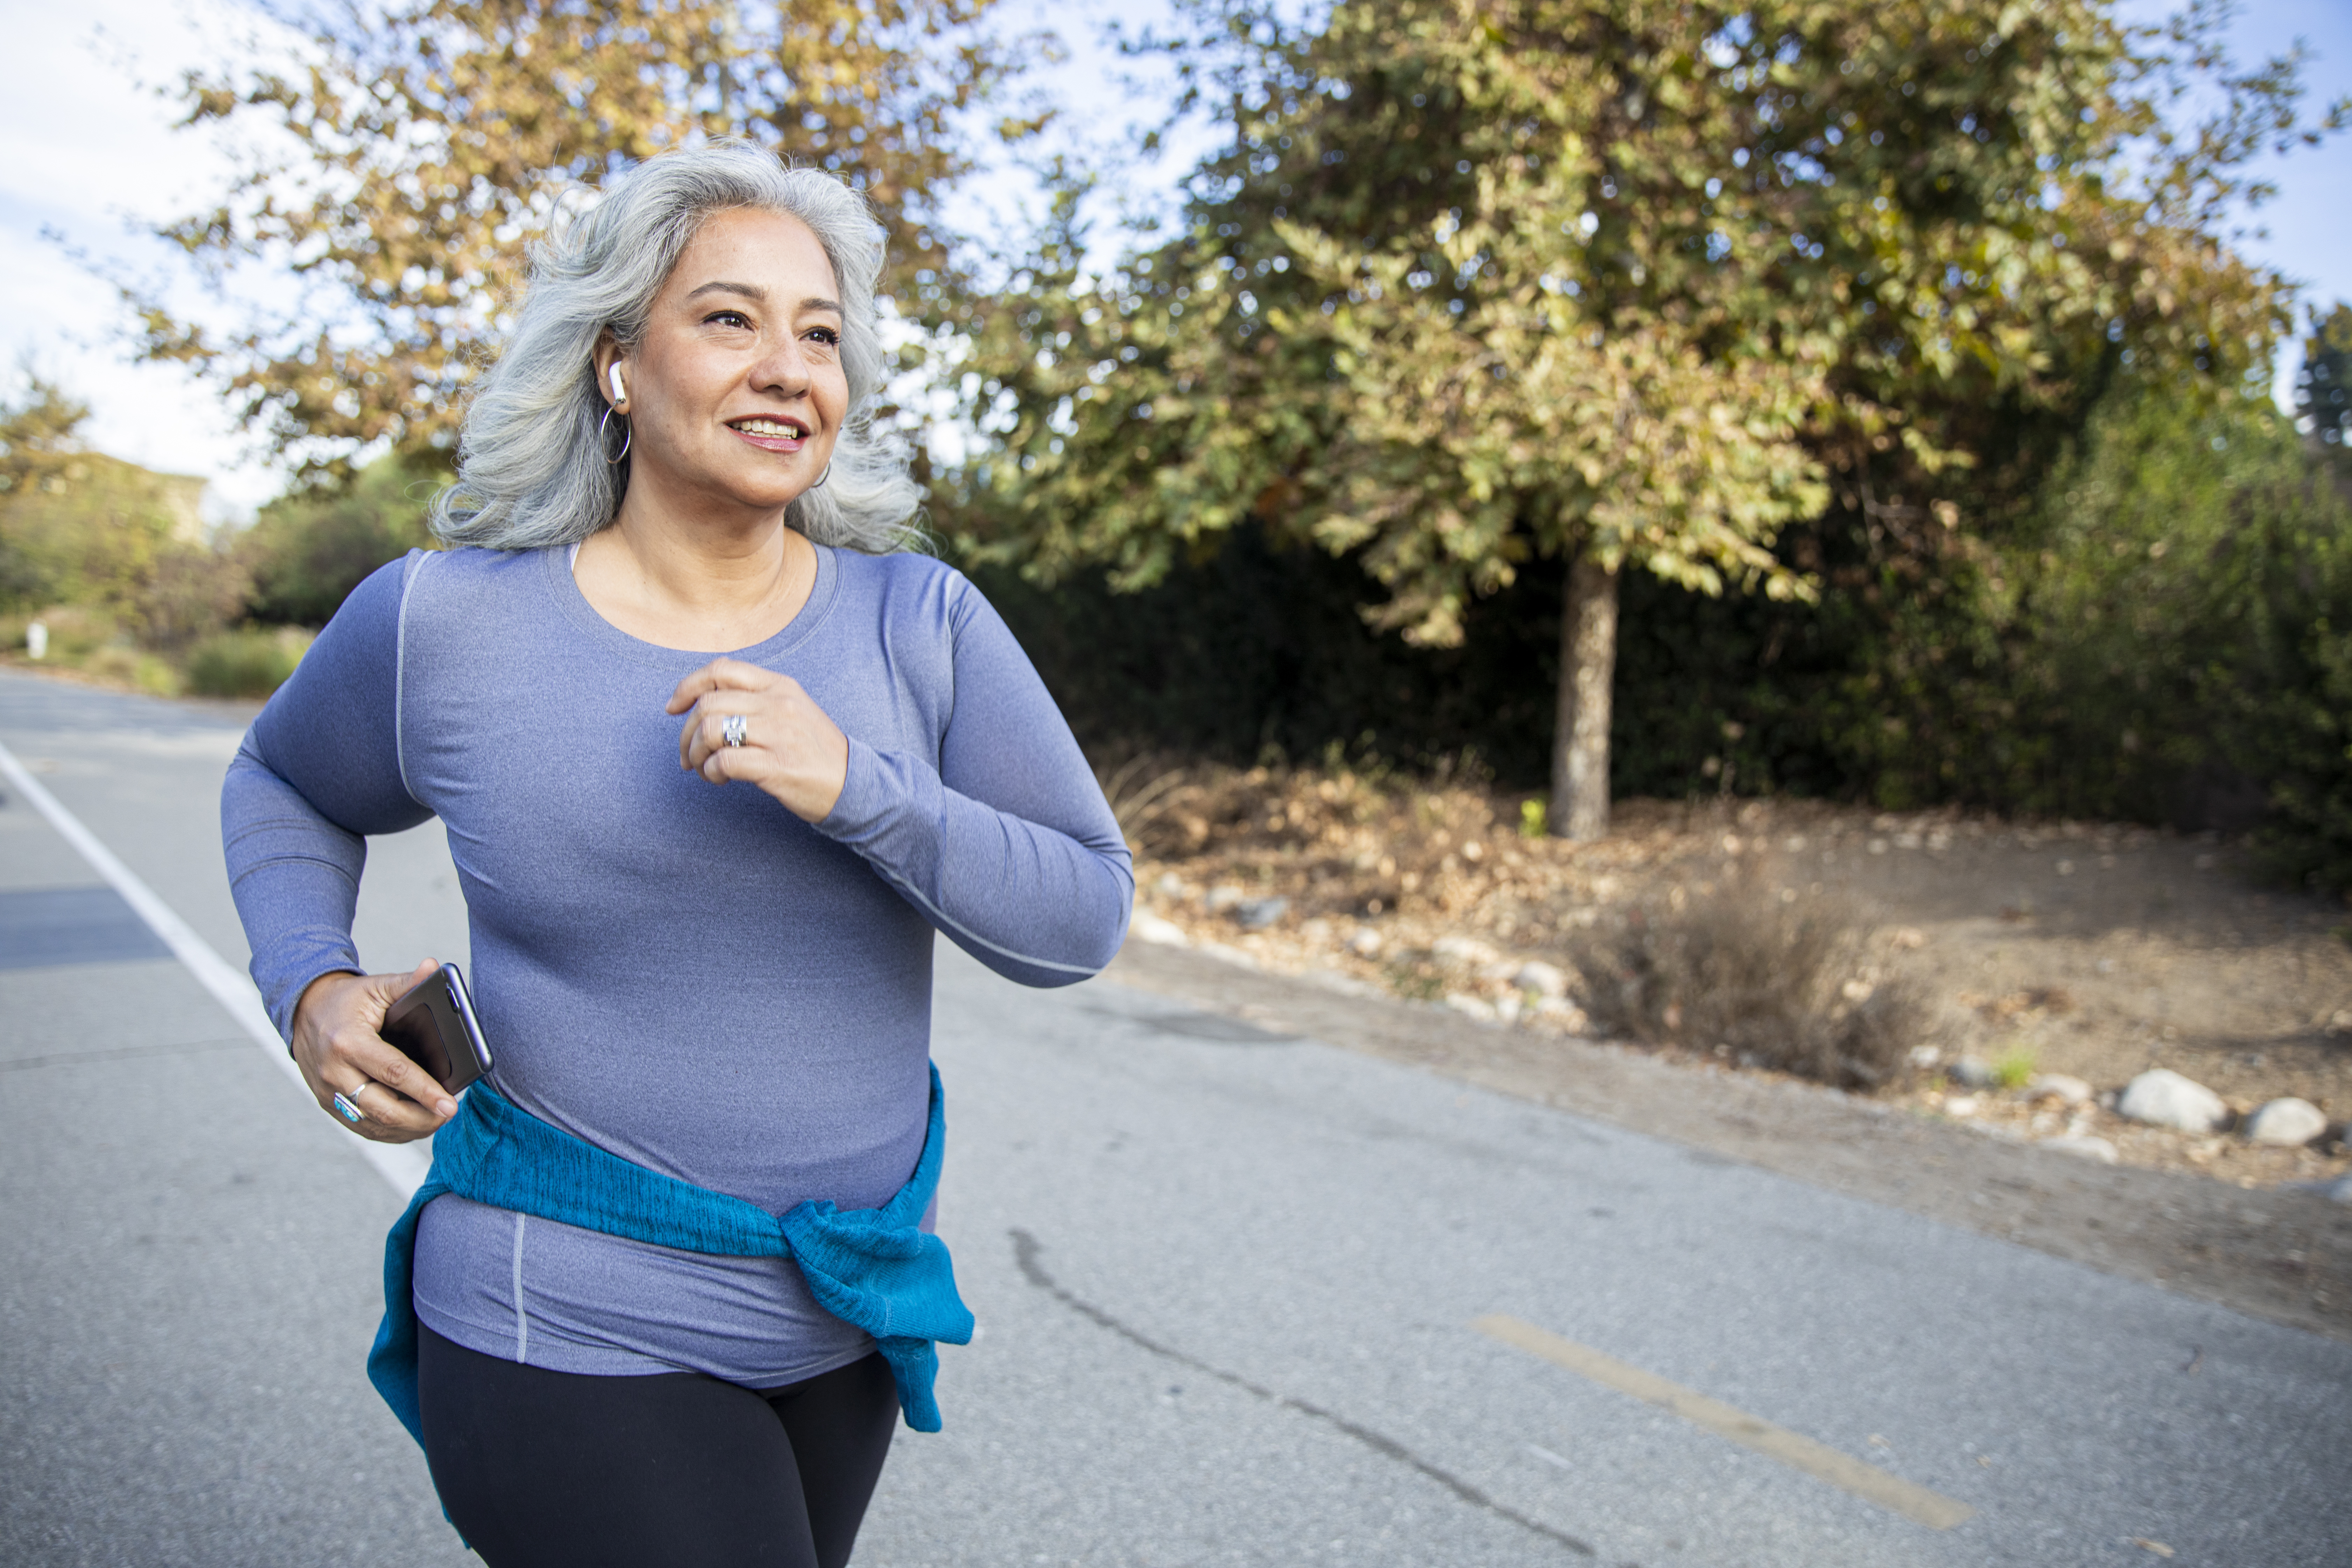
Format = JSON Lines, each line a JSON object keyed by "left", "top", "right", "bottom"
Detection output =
{"left": 607, "top": 363, "right": 627, "bottom": 404}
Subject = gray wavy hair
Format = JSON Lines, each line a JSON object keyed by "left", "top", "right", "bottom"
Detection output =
{"left": 432, "top": 143, "right": 921, "bottom": 552}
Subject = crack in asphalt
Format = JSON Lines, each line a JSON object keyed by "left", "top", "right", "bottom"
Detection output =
{"left": 1008, "top": 1228, "right": 1602, "bottom": 1561}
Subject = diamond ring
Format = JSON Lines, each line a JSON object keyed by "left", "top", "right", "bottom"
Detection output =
{"left": 721, "top": 714, "right": 749, "bottom": 748}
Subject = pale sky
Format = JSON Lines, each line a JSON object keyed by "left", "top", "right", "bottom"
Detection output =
{"left": 6, "top": 0, "right": 2348, "bottom": 523}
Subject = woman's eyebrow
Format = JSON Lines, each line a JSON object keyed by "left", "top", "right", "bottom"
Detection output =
{"left": 682, "top": 281, "right": 842, "bottom": 317}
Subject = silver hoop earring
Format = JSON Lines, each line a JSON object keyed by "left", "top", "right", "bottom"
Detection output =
{"left": 810, "top": 462, "right": 831, "bottom": 490}
{"left": 598, "top": 404, "right": 631, "bottom": 465}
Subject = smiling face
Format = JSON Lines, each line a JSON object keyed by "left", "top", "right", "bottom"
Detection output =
{"left": 602, "top": 206, "right": 849, "bottom": 524}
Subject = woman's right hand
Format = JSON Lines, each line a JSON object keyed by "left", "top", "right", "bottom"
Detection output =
{"left": 289, "top": 960, "right": 460, "bottom": 1143}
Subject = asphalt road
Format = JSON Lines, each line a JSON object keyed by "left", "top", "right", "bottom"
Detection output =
{"left": 2, "top": 666, "right": 2347, "bottom": 1567}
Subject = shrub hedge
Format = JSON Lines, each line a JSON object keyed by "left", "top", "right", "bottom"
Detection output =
{"left": 186, "top": 627, "right": 312, "bottom": 699}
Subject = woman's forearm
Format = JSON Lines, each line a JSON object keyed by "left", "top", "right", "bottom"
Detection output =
{"left": 223, "top": 739, "right": 377, "bottom": 1037}
{"left": 220, "top": 555, "right": 431, "bottom": 1037}
{"left": 820, "top": 737, "right": 1132, "bottom": 986}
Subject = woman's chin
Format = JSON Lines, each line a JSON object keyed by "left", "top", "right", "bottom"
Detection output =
{"left": 711, "top": 453, "right": 829, "bottom": 509}
{"left": 636, "top": 467, "right": 822, "bottom": 522}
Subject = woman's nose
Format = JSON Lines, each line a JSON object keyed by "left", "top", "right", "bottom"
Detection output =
{"left": 750, "top": 334, "right": 813, "bottom": 395}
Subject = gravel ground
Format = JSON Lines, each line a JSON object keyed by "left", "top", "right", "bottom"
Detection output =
{"left": 1110, "top": 762, "right": 2352, "bottom": 1197}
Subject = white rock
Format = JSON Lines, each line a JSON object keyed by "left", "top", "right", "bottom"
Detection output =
{"left": 2241, "top": 1097, "right": 2328, "bottom": 1147}
{"left": 1514, "top": 960, "right": 1569, "bottom": 999}
{"left": 2117, "top": 1069, "right": 2229, "bottom": 1133}
{"left": 1443, "top": 992, "right": 1500, "bottom": 1022}
{"left": 1432, "top": 934, "right": 1500, "bottom": 967}
{"left": 1346, "top": 927, "right": 1382, "bottom": 958}
{"left": 1947, "top": 1056, "right": 1996, "bottom": 1091}
{"left": 1232, "top": 896, "right": 1290, "bottom": 931}
{"left": 1204, "top": 884, "right": 1246, "bottom": 912}
{"left": 1128, "top": 910, "right": 1189, "bottom": 948}
{"left": 1494, "top": 992, "right": 1524, "bottom": 1024}
{"left": 1907, "top": 1044, "right": 1942, "bottom": 1069}
{"left": 1153, "top": 872, "right": 1185, "bottom": 898}
{"left": 2028, "top": 1073, "right": 2094, "bottom": 1107}
{"left": 2040, "top": 1134, "right": 2119, "bottom": 1164}
{"left": 1535, "top": 997, "right": 1589, "bottom": 1030}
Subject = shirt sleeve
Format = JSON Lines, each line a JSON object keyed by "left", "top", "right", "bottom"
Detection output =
{"left": 815, "top": 575, "right": 1133, "bottom": 987}
{"left": 221, "top": 553, "right": 433, "bottom": 1038}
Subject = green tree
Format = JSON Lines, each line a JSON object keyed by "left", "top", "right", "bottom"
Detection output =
{"left": 239, "top": 455, "right": 443, "bottom": 627}
{"left": 0, "top": 376, "right": 246, "bottom": 649}
{"left": 953, "top": 0, "right": 2337, "bottom": 838}
{"left": 2298, "top": 301, "right": 2352, "bottom": 475}
{"left": 2001, "top": 372, "right": 2352, "bottom": 887}
{"left": 0, "top": 377, "right": 103, "bottom": 610}
{"left": 0, "top": 376, "right": 89, "bottom": 496}
{"left": 114, "top": 0, "right": 1037, "bottom": 475}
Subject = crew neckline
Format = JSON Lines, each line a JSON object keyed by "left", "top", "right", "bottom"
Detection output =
{"left": 543, "top": 536, "right": 840, "bottom": 668}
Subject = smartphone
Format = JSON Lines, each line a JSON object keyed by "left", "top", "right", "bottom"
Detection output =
{"left": 380, "top": 962, "right": 494, "bottom": 1095}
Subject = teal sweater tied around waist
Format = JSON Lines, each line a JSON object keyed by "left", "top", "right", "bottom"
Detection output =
{"left": 368, "top": 1064, "right": 972, "bottom": 1445}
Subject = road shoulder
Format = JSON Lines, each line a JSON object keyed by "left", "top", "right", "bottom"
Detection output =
{"left": 1107, "top": 940, "right": 2352, "bottom": 1343}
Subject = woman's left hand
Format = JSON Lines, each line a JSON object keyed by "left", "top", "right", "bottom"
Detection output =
{"left": 668, "top": 658, "right": 850, "bottom": 822}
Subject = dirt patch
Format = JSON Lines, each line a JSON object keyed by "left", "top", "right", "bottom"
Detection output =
{"left": 1110, "top": 760, "right": 2352, "bottom": 1196}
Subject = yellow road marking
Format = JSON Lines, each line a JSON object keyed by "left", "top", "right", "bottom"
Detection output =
{"left": 1473, "top": 1315, "right": 1975, "bottom": 1531}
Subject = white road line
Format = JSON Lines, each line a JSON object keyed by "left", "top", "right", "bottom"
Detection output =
{"left": 1476, "top": 1314, "right": 1976, "bottom": 1531}
{"left": 0, "top": 739, "right": 428, "bottom": 1198}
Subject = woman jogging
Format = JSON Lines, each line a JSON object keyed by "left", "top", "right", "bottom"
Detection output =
{"left": 222, "top": 142, "right": 1132, "bottom": 1567}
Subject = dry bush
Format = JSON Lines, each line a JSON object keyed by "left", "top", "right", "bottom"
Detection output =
{"left": 128, "top": 540, "right": 252, "bottom": 653}
{"left": 1094, "top": 751, "right": 1202, "bottom": 852}
{"left": 1572, "top": 867, "right": 1930, "bottom": 1090}
{"left": 6, "top": 604, "right": 117, "bottom": 661}
{"left": 1100, "top": 747, "right": 1506, "bottom": 918}
{"left": 3, "top": 605, "right": 179, "bottom": 694}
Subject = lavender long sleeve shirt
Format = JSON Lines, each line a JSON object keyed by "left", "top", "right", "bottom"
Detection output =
{"left": 223, "top": 542, "right": 1131, "bottom": 1384}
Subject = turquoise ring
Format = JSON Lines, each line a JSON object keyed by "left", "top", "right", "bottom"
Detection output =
{"left": 333, "top": 1090, "right": 364, "bottom": 1123}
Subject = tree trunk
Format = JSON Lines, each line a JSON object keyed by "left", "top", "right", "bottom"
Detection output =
{"left": 1549, "top": 554, "right": 1619, "bottom": 841}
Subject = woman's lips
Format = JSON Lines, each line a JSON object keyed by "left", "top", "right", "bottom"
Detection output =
{"left": 727, "top": 418, "right": 814, "bottom": 453}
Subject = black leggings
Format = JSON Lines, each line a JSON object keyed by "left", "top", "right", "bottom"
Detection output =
{"left": 417, "top": 1325, "right": 898, "bottom": 1568}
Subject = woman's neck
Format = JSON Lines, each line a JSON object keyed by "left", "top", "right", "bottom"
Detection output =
{"left": 572, "top": 505, "right": 817, "bottom": 654}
